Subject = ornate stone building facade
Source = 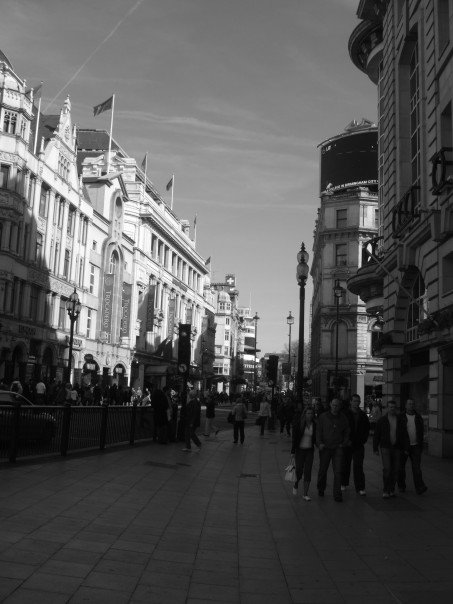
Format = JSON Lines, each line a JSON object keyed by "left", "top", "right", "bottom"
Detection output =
{"left": 347, "top": 1, "right": 453, "bottom": 456}
{"left": 310, "top": 121, "right": 383, "bottom": 404}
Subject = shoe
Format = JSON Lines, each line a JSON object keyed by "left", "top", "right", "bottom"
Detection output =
{"left": 358, "top": 490, "right": 366, "bottom": 496}
{"left": 334, "top": 496, "right": 343, "bottom": 502}
{"left": 341, "top": 485, "right": 347, "bottom": 492}
{"left": 417, "top": 486, "right": 427, "bottom": 495}
{"left": 303, "top": 495, "right": 311, "bottom": 501}
{"left": 292, "top": 487, "right": 298, "bottom": 496}
{"left": 181, "top": 448, "right": 191, "bottom": 452}
{"left": 318, "top": 490, "right": 324, "bottom": 497}
{"left": 382, "top": 492, "right": 390, "bottom": 499}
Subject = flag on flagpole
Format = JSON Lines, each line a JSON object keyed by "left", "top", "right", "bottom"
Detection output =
{"left": 33, "top": 83, "right": 43, "bottom": 99}
{"left": 205, "top": 256, "right": 211, "bottom": 266}
{"left": 93, "top": 95, "right": 114, "bottom": 117}
{"left": 166, "top": 175, "right": 174, "bottom": 191}
{"left": 194, "top": 213, "right": 197, "bottom": 228}
{"left": 140, "top": 153, "right": 148, "bottom": 172}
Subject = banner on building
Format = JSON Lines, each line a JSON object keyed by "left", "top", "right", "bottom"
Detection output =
{"left": 120, "top": 283, "right": 132, "bottom": 337}
{"left": 102, "top": 274, "right": 114, "bottom": 343}
{"left": 146, "top": 284, "right": 156, "bottom": 332}
{"left": 186, "top": 306, "right": 193, "bottom": 325}
{"left": 167, "top": 298, "right": 176, "bottom": 338}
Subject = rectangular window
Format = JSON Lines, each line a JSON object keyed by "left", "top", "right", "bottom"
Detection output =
{"left": 226, "top": 317, "right": 230, "bottom": 326}
{"left": 78, "top": 258, "right": 84, "bottom": 286}
{"left": 442, "top": 252, "right": 453, "bottom": 293}
{"left": 336, "top": 209, "right": 347, "bottom": 229}
{"left": 15, "top": 169, "right": 22, "bottom": 193}
{"left": 360, "top": 206, "right": 367, "bottom": 226}
{"left": 0, "top": 164, "right": 9, "bottom": 188}
{"left": 29, "top": 286, "right": 39, "bottom": 321}
{"left": 438, "top": 0, "right": 451, "bottom": 53}
{"left": 3, "top": 110, "right": 17, "bottom": 134}
{"left": 224, "top": 332, "right": 229, "bottom": 342}
{"left": 23, "top": 225, "right": 30, "bottom": 260}
{"left": 63, "top": 249, "right": 70, "bottom": 278}
{"left": 335, "top": 243, "right": 348, "bottom": 266}
{"left": 67, "top": 206, "right": 75, "bottom": 236}
{"left": 441, "top": 102, "right": 452, "bottom": 149}
{"left": 374, "top": 208, "right": 379, "bottom": 228}
{"left": 87, "top": 308, "right": 92, "bottom": 339}
{"left": 410, "top": 43, "right": 421, "bottom": 187}
{"left": 58, "top": 298, "right": 66, "bottom": 329}
{"left": 39, "top": 187, "right": 48, "bottom": 218}
{"left": 82, "top": 218, "right": 88, "bottom": 245}
{"left": 89, "top": 264, "right": 95, "bottom": 294}
{"left": 35, "top": 233, "right": 43, "bottom": 264}
{"left": 224, "top": 347, "right": 229, "bottom": 356}
{"left": 53, "top": 242, "right": 60, "bottom": 274}
{"left": 27, "top": 174, "right": 35, "bottom": 206}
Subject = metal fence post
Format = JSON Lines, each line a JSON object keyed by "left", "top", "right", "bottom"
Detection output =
{"left": 100, "top": 403, "right": 108, "bottom": 450}
{"left": 60, "top": 403, "right": 72, "bottom": 456}
{"left": 8, "top": 404, "right": 21, "bottom": 463}
{"left": 129, "top": 403, "right": 137, "bottom": 446}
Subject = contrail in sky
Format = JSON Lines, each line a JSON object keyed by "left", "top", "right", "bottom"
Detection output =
{"left": 44, "top": 0, "right": 145, "bottom": 112}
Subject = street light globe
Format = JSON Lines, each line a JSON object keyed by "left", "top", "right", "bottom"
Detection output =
{"left": 286, "top": 311, "right": 294, "bottom": 326}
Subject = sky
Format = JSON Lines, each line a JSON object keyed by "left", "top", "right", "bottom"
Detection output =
{"left": 0, "top": 0, "right": 377, "bottom": 356}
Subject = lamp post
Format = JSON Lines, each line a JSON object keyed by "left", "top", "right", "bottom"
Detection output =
{"left": 333, "top": 279, "right": 344, "bottom": 396}
{"left": 65, "top": 288, "right": 82, "bottom": 384}
{"left": 253, "top": 312, "right": 260, "bottom": 397}
{"left": 286, "top": 311, "right": 294, "bottom": 391}
{"left": 296, "top": 243, "right": 309, "bottom": 402}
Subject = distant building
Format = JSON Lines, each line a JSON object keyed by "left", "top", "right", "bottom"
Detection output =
{"left": 310, "top": 120, "right": 383, "bottom": 404}
{"left": 347, "top": 1, "right": 453, "bottom": 456}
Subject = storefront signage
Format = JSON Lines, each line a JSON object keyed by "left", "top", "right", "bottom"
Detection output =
{"left": 65, "top": 336, "right": 82, "bottom": 349}
{"left": 121, "top": 283, "right": 132, "bottom": 337}
{"left": 102, "top": 274, "right": 114, "bottom": 342}
{"left": 167, "top": 298, "right": 176, "bottom": 337}
{"left": 19, "top": 324, "right": 36, "bottom": 337}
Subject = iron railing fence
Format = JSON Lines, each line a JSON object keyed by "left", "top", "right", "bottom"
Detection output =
{"left": 0, "top": 403, "right": 154, "bottom": 463}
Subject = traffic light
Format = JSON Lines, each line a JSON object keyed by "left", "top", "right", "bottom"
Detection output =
{"left": 267, "top": 355, "right": 279, "bottom": 385}
{"left": 177, "top": 323, "right": 191, "bottom": 373}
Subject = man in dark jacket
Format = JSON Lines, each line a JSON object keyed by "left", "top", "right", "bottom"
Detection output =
{"left": 373, "top": 400, "right": 405, "bottom": 498}
{"left": 341, "top": 394, "right": 370, "bottom": 496}
{"left": 397, "top": 399, "right": 427, "bottom": 494}
{"left": 151, "top": 384, "right": 169, "bottom": 444}
{"left": 316, "top": 398, "right": 350, "bottom": 502}
{"left": 182, "top": 389, "right": 202, "bottom": 452}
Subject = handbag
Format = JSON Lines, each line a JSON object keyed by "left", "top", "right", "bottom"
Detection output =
{"left": 284, "top": 461, "right": 296, "bottom": 482}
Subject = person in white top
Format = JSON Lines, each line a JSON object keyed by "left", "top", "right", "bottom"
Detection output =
{"left": 35, "top": 380, "right": 47, "bottom": 404}
{"left": 397, "top": 399, "right": 427, "bottom": 495}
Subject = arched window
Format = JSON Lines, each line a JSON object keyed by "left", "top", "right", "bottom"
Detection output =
{"left": 109, "top": 251, "right": 119, "bottom": 274}
{"left": 406, "top": 273, "right": 427, "bottom": 343}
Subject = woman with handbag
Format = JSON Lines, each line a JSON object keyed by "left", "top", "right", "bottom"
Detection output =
{"left": 257, "top": 396, "right": 271, "bottom": 436}
{"left": 291, "top": 407, "right": 316, "bottom": 501}
{"left": 231, "top": 396, "right": 247, "bottom": 444}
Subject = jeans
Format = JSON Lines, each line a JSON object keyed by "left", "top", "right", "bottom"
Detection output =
{"left": 398, "top": 445, "right": 426, "bottom": 493}
{"left": 295, "top": 448, "right": 314, "bottom": 484}
{"left": 185, "top": 424, "right": 201, "bottom": 449}
{"left": 259, "top": 417, "right": 267, "bottom": 436}
{"left": 380, "top": 446, "right": 400, "bottom": 494}
{"left": 234, "top": 421, "right": 245, "bottom": 443}
{"left": 317, "top": 447, "right": 344, "bottom": 498}
{"left": 204, "top": 417, "right": 219, "bottom": 435}
{"left": 280, "top": 419, "right": 291, "bottom": 435}
{"left": 342, "top": 445, "right": 365, "bottom": 491}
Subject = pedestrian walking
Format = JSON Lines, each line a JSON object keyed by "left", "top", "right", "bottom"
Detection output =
{"left": 373, "top": 400, "right": 405, "bottom": 498}
{"left": 278, "top": 397, "right": 295, "bottom": 437}
{"left": 341, "top": 394, "right": 370, "bottom": 496}
{"left": 151, "top": 384, "right": 170, "bottom": 444}
{"left": 10, "top": 378, "right": 23, "bottom": 395}
{"left": 257, "top": 396, "right": 271, "bottom": 436}
{"left": 369, "top": 400, "right": 382, "bottom": 433}
{"left": 316, "top": 398, "right": 350, "bottom": 502}
{"left": 397, "top": 399, "right": 427, "bottom": 495}
{"left": 231, "top": 396, "right": 247, "bottom": 444}
{"left": 35, "top": 379, "right": 47, "bottom": 405}
{"left": 203, "top": 393, "right": 220, "bottom": 437}
{"left": 182, "top": 389, "right": 202, "bottom": 452}
{"left": 291, "top": 407, "right": 316, "bottom": 501}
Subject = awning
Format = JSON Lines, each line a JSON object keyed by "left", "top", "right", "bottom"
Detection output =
{"left": 395, "top": 366, "right": 429, "bottom": 383}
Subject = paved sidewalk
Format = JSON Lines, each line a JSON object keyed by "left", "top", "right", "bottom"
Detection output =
{"left": 1, "top": 424, "right": 453, "bottom": 603}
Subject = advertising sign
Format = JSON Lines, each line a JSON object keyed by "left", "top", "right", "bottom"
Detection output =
{"left": 102, "top": 274, "right": 114, "bottom": 343}
{"left": 121, "top": 283, "right": 132, "bottom": 337}
{"left": 167, "top": 298, "right": 176, "bottom": 338}
{"left": 146, "top": 284, "right": 156, "bottom": 332}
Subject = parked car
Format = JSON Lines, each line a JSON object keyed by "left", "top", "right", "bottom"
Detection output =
{"left": 0, "top": 392, "right": 56, "bottom": 443}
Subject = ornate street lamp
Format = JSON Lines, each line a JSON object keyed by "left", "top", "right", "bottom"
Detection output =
{"left": 65, "top": 289, "right": 82, "bottom": 384}
{"left": 333, "top": 279, "right": 344, "bottom": 395}
{"left": 286, "top": 311, "right": 294, "bottom": 391}
{"left": 253, "top": 312, "right": 260, "bottom": 397}
{"left": 296, "top": 243, "right": 309, "bottom": 402}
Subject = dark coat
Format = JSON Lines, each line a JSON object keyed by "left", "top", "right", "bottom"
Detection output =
{"left": 151, "top": 388, "right": 169, "bottom": 426}
{"left": 401, "top": 412, "right": 424, "bottom": 448}
{"left": 373, "top": 414, "right": 406, "bottom": 452}
{"left": 316, "top": 411, "right": 350, "bottom": 449}
{"left": 291, "top": 418, "right": 317, "bottom": 454}
{"left": 344, "top": 409, "right": 370, "bottom": 447}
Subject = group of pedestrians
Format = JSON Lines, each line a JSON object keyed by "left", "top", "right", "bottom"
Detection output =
{"left": 290, "top": 394, "right": 428, "bottom": 502}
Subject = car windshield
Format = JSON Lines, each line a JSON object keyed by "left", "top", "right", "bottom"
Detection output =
{"left": 0, "top": 392, "right": 34, "bottom": 406}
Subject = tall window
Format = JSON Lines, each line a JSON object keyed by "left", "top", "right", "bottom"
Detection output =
{"left": 0, "top": 164, "right": 9, "bottom": 188}
{"left": 3, "top": 110, "right": 17, "bottom": 134}
{"left": 58, "top": 297, "right": 66, "bottom": 329}
{"left": 39, "top": 187, "right": 48, "bottom": 218}
{"left": 89, "top": 264, "right": 95, "bottom": 293}
{"left": 67, "top": 206, "right": 75, "bottom": 236}
{"left": 78, "top": 257, "right": 84, "bottom": 286}
{"left": 58, "top": 154, "right": 70, "bottom": 180}
{"left": 336, "top": 209, "right": 347, "bottom": 229}
{"left": 15, "top": 169, "right": 22, "bottom": 193}
{"left": 35, "top": 233, "right": 43, "bottom": 264}
{"left": 63, "top": 249, "right": 70, "bottom": 278}
{"left": 27, "top": 174, "right": 35, "bottom": 206}
{"left": 438, "top": 0, "right": 451, "bottom": 53}
{"left": 87, "top": 308, "right": 93, "bottom": 339}
{"left": 406, "top": 273, "right": 428, "bottom": 343}
{"left": 109, "top": 251, "right": 119, "bottom": 274}
{"left": 29, "top": 286, "right": 39, "bottom": 321}
{"left": 53, "top": 242, "right": 60, "bottom": 274}
{"left": 335, "top": 243, "right": 348, "bottom": 266}
{"left": 410, "top": 42, "right": 421, "bottom": 188}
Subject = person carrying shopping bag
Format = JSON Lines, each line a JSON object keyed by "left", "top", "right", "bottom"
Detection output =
{"left": 291, "top": 407, "right": 316, "bottom": 501}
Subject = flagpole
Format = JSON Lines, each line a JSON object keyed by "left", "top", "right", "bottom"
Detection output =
{"left": 106, "top": 93, "right": 115, "bottom": 174}
{"left": 144, "top": 152, "right": 148, "bottom": 185}
{"left": 194, "top": 213, "right": 197, "bottom": 246}
{"left": 171, "top": 174, "right": 174, "bottom": 210}
{"left": 33, "top": 82, "right": 43, "bottom": 156}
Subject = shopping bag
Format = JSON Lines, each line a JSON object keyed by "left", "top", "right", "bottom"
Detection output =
{"left": 284, "top": 463, "right": 296, "bottom": 482}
